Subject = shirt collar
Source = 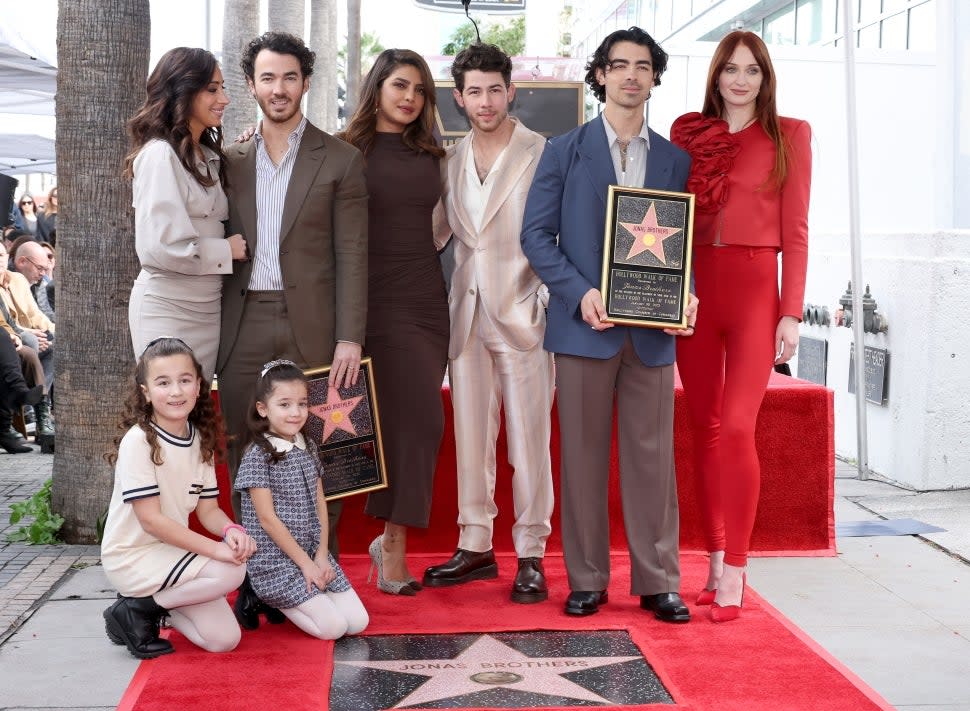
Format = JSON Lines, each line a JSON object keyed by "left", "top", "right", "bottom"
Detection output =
{"left": 602, "top": 114, "right": 651, "bottom": 149}
{"left": 255, "top": 115, "right": 308, "bottom": 147}
{"left": 264, "top": 432, "right": 307, "bottom": 452}
{"left": 195, "top": 144, "right": 220, "bottom": 170}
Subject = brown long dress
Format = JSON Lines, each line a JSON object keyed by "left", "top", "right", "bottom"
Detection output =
{"left": 363, "top": 132, "right": 449, "bottom": 528}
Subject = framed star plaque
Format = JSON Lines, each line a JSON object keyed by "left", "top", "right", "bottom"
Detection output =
{"left": 304, "top": 357, "right": 388, "bottom": 501}
{"left": 600, "top": 185, "right": 695, "bottom": 329}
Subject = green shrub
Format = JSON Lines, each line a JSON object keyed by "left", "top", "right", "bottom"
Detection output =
{"left": 7, "top": 478, "right": 64, "bottom": 545}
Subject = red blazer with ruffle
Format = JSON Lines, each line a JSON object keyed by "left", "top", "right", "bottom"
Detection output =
{"left": 671, "top": 113, "right": 811, "bottom": 319}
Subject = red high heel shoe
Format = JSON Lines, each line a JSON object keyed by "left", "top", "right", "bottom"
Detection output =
{"left": 696, "top": 588, "right": 717, "bottom": 606}
{"left": 710, "top": 573, "right": 745, "bottom": 623}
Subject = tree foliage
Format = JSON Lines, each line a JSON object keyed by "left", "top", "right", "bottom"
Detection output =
{"left": 442, "top": 16, "right": 525, "bottom": 56}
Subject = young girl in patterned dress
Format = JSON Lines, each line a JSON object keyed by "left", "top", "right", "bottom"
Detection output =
{"left": 101, "top": 337, "right": 257, "bottom": 659}
{"left": 234, "top": 360, "right": 368, "bottom": 640}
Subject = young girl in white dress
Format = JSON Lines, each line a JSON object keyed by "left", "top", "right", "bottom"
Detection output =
{"left": 101, "top": 337, "right": 257, "bottom": 659}
{"left": 235, "top": 360, "right": 368, "bottom": 640}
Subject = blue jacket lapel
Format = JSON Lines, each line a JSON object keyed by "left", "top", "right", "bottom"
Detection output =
{"left": 578, "top": 115, "right": 615, "bottom": 208}
{"left": 645, "top": 128, "right": 673, "bottom": 190}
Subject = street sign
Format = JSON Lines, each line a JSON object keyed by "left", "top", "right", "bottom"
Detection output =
{"left": 413, "top": 0, "right": 526, "bottom": 13}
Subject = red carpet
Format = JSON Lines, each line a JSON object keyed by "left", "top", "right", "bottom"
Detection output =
{"left": 118, "top": 553, "right": 890, "bottom": 711}
{"left": 206, "top": 372, "right": 835, "bottom": 557}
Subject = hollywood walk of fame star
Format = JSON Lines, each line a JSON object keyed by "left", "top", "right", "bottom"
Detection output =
{"left": 309, "top": 383, "right": 363, "bottom": 444}
{"left": 620, "top": 201, "right": 682, "bottom": 265}
{"left": 336, "top": 633, "right": 641, "bottom": 707}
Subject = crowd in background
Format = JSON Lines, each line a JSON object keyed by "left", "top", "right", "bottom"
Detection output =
{"left": 1, "top": 185, "right": 58, "bottom": 454}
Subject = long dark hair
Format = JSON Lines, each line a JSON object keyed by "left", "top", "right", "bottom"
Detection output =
{"left": 108, "top": 338, "right": 223, "bottom": 467}
{"left": 125, "top": 47, "right": 227, "bottom": 188}
{"left": 702, "top": 31, "right": 789, "bottom": 188}
{"left": 340, "top": 49, "right": 445, "bottom": 158}
{"left": 243, "top": 361, "right": 310, "bottom": 464}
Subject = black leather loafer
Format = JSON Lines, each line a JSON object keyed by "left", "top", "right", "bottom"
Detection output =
{"left": 640, "top": 592, "right": 691, "bottom": 623}
{"left": 423, "top": 549, "right": 498, "bottom": 587}
{"left": 564, "top": 590, "right": 608, "bottom": 616}
{"left": 511, "top": 557, "right": 548, "bottom": 604}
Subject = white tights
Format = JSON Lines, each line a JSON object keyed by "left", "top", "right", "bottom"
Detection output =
{"left": 283, "top": 589, "right": 369, "bottom": 641}
{"left": 152, "top": 559, "right": 246, "bottom": 653}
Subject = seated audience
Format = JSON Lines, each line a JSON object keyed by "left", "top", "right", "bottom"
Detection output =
{"left": 0, "top": 242, "right": 54, "bottom": 450}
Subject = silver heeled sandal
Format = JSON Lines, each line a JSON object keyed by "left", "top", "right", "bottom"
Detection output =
{"left": 368, "top": 535, "right": 416, "bottom": 596}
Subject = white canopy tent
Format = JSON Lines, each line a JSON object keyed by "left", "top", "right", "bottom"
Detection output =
{"left": 0, "top": 4, "right": 58, "bottom": 176}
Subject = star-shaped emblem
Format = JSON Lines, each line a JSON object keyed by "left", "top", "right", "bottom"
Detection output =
{"left": 620, "top": 201, "right": 682, "bottom": 265}
{"left": 308, "top": 383, "right": 363, "bottom": 443}
{"left": 336, "top": 633, "right": 640, "bottom": 707}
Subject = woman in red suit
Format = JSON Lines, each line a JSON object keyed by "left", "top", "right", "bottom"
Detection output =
{"left": 671, "top": 31, "right": 811, "bottom": 622}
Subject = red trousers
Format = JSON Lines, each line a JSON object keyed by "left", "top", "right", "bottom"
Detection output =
{"left": 676, "top": 245, "right": 779, "bottom": 567}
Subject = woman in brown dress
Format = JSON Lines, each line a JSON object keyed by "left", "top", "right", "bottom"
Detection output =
{"left": 340, "top": 49, "right": 448, "bottom": 595}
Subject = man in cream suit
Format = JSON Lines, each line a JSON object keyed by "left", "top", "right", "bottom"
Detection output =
{"left": 217, "top": 33, "right": 367, "bottom": 626}
{"left": 423, "top": 44, "right": 554, "bottom": 604}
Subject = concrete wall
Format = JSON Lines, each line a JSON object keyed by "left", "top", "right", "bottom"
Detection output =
{"left": 796, "top": 231, "right": 970, "bottom": 490}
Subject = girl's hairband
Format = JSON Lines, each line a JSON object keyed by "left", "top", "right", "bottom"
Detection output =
{"left": 142, "top": 336, "right": 189, "bottom": 356}
{"left": 260, "top": 359, "right": 298, "bottom": 378}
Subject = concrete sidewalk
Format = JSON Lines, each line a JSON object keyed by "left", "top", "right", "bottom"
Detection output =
{"left": 1, "top": 449, "right": 968, "bottom": 711}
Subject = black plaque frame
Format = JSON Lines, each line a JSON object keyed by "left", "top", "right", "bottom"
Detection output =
{"left": 304, "top": 357, "right": 388, "bottom": 501}
{"left": 601, "top": 185, "right": 694, "bottom": 329}
{"left": 434, "top": 80, "right": 585, "bottom": 142}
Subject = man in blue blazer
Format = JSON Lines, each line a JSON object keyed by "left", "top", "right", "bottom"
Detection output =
{"left": 520, "top": 27, "right": 697, "bottom": 622}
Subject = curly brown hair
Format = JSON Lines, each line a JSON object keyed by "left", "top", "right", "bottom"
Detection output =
{"left": 107, "top": 338, "right": 224, "bottom": 467}
{"left": 339, "top": 49, "right": 445, "bottom": 158}
{"left": 124, "top": 47, "right": 227, "bottom": 188}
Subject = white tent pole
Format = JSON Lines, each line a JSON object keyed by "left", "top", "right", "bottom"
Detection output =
{"left": 841, "top": 0, "right": 870, "bottom": 480}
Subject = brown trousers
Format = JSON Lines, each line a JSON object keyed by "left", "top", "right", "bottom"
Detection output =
{"left": 555, "top": 336, "right": 681, "bottom": 595}
{"left": 217, "top": 291, "right": 342, "bottom": 555}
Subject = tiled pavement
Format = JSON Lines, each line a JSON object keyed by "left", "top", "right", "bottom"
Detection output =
{"left": 0, "top": 448, "right": 100, "bottom": 643}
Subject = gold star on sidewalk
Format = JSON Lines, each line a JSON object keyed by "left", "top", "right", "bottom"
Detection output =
{"left": 337, "top": 633, "right": 639, "bottom": 707}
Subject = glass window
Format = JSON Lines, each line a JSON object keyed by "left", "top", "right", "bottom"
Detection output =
{"left": 857, "top": 0, "right": 881, "bottom": 23}
{"left": 907, "top": 1, "right": 935, "bottom": 50}
{"left": 857, "top": 22, "right": 880, "bottom": 47}
{"left": 672, "top": 0, "right": 692, "bottom": 26}
{"left": 796, "top": 0, "right": 838, "bottom": 44}
{"left": 654, "top": 1, "right": 673, "bottom": 36}
{"left": 881, "top": 0, "right": 908, "bottom": 12}
{"left": 880, "top": 11, "right": 907, "bottom": 49}
{"left": 764, "top": 3, "right": 796, "bottom": 45}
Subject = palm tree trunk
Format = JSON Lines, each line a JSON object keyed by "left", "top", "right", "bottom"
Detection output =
{"left": 346, "top": 0, "right": 361, "bottom": 119}
{"left": 51, "top": 0, "right": 150, "bottom": 542}
{"left": 221, "top": 0, "right": 259, "bottom": 143}
{"left": 308, "top": 0, "right": 337, "bottom": 132}
{"left": 268, "top": 0, "right": 305, "bottom": 37}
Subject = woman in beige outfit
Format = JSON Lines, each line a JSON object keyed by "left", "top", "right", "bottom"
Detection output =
{"left": 126, "top": 47, "right": 248, "bottom": 378}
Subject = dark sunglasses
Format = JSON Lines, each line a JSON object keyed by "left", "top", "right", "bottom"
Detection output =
{"left": 20, "top": 200, "right": 33, "bottom": 205}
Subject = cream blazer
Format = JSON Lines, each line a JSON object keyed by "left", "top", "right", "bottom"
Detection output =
{"left": 434, "top": 119, "right": 548, "bottom": 359}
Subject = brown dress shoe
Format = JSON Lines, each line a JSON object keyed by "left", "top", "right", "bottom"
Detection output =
{"left": 511, "top": 557, "right": 548, "bottom": 604}
{"left": 422, "top": 549, "right": 498, "bottom": 587}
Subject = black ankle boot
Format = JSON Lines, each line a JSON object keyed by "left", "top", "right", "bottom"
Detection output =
{"left": 6, "top": 384, "right": 44, "bottom": 409}
{"left": 33, "top": 398, "right": 54, "bottom": 453}
{"left": 103, "top": 595, "right": 174, "bottom": 659}
{"left": 234, "top": 573, "right": 263, "bottom": 630}
{"left": 0, "top": 425, "right": 32, "bottom": 454}
{"left": 261, "top": 600, "right": 287, "bottom": 624}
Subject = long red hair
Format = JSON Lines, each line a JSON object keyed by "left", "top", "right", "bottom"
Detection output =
{"left": 701, "top": 31, "right": 789, "bottom": 188}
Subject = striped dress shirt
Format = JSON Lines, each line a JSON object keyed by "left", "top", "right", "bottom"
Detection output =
{"left": 248, "top": 116, "right": 308, "bottom": 290}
